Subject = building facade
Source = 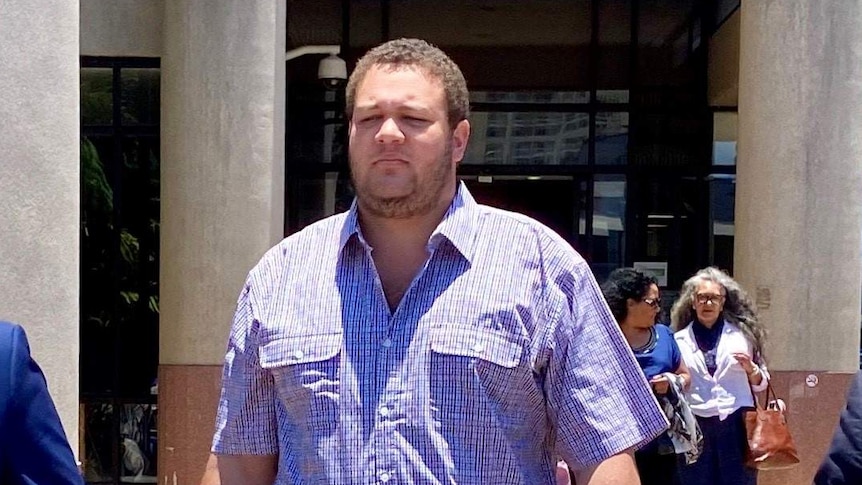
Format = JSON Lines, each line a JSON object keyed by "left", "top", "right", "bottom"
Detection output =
{"left": 1, "top": 1, "right": 861, "bottom": 484}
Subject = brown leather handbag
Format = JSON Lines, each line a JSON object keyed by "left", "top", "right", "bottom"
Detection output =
{"left": 744, "top": 381, "right": 801, "bottom": 470}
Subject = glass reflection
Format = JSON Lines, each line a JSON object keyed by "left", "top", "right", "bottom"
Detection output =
{"left": 466, "top": 111, "right": 589, "bottom": 165}
{"left": 710, "top": 174, "right": 735, "bottom": 272}
{"left": 81, "top": 68, "right": 113, "bottom": 125}
{"left": 595, "top": 112, "right": 629, "bottom": 165}
{"left": 592, "top": 175, "right": 626, "bottom": 282}
{"left": 121, "top": 69, "right": 160, "bottom": 125}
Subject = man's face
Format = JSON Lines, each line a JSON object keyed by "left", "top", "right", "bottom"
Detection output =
{"left": 348, "top": 64, "right": 470, "bottom": 219}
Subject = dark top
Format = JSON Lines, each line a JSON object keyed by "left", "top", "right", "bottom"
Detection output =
{"left": 692, "top": 316, "right": 725, "bottom": 375}
{"left": 815, "top": 370, "right": 862, "bottom": 485}
{"left": 0, "top": 321, "right": 84, "bottom": 484}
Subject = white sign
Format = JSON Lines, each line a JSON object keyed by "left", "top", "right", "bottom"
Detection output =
{"left": 633, "top": 261, "right": 668, "bottom": 287}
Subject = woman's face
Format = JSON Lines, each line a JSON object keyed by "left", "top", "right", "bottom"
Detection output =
{"left": 693, "top": 280, "right": 726, "bottom": 327}
{"left": 626, "top": 283, "right": 660, "bottom": 329}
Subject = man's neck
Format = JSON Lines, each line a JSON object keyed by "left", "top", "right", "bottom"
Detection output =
{"left": 358, "top": 195, "right": 454, "bottom": 312}
{"left": 358, "top": 195, "right": 453, "bottom": 252}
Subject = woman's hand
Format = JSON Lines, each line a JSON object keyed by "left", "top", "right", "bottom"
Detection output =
{"left": 733, "top": 352, "right": 763, "bottom": 384}
{"left": 650, "top": 375, "right": 670, "bottom": 394}
{"left": 732, "top": 352, "right": 755, "bottom": 372}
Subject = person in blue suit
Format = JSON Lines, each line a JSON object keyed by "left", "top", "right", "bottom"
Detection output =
{"left": 0, "top": 321, "right": 83, "bottom": 484}
{"left": 815, "top": 370, "right": 862, "bottom": 485}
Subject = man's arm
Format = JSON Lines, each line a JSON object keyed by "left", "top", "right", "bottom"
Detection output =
{"left": 573, "top": 449, "right": 640, "bottom": 485}
{"left": 542, "top": 252, "right": 667, "bottom": 471}
{"left": 199, "top": 453, "right": 277, "bottom": 485}
{"left": 6, "top": 324, "right": 84, "bottom": 484}
{"left": 208, "top": 270, "right": 281, "bottom": 482}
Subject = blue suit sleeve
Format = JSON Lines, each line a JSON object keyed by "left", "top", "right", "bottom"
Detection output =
{"left": 5, "top": 325, "right": 84, "bottom": 485}
{"left": 815, "top": 370, "right": 862, "bottom": 485}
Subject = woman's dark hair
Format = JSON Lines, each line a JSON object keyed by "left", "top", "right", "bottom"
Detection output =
{"left": 600, "top": 268, "right": 658, "bottom": 324}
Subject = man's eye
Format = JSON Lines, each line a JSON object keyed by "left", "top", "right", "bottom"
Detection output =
{"left": 404, "top": 116, "right": 428, "bottom": 123}
{"left": 358, "top": 115, "right": 381, "bottom": 123}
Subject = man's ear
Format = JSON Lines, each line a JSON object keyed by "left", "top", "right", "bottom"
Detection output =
{"left": 451, "top": 119, "right": 471, "bottom": 163}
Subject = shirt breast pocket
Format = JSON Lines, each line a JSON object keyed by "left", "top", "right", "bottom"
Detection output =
{"left": 429, "top": 325, "right": 528, "bottom": 426}
{"left": 259, "top": 333, "right": 341, "bottom": 430}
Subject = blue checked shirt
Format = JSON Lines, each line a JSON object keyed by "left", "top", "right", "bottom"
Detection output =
{"left": 212, "top": 183, "right": 667, "bottom": 484}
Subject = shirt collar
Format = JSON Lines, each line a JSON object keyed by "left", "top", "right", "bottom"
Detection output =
{"left": 431, "top": 181, "right": 478, "bottom": 262}
{"left": 337, "top": 181, "right": 479, "bottom": 263}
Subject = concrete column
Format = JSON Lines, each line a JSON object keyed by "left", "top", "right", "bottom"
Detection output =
{"left": 159, "top": 1, "right": 285, "bottom": 482}
{"left": 0, "top": 0, "right": 81, "bottom": 457}
{"left": 736, "top": 2, "right": 862, "bottom": 483}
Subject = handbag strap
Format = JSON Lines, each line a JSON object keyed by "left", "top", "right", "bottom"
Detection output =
{"left": 749, "top": 379, "right": 782, "bottom": 412}
{"left": 748, "top": 378, "right": 774, "bottom": 411}
{"left": 748, "top": 380, "right": 762, "bottom": 410}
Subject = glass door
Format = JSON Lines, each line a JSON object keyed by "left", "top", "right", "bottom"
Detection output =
{"left": 628, "top": 175, "right": 707, "bottom": 302}
{"left": 460, "top": 175, "right": 588, "bottom": 253}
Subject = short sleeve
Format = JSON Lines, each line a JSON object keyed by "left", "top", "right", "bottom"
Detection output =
{"left": 211, "top": 276, "right": 279, "bottom": 455}
{"left": 543, "top": 254, "right": 668, "bottom": 470}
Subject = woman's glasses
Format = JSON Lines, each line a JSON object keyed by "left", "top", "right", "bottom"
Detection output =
{"left": 642, "top": 297, "right": 661, "bottom": 309}
{"left": 695, "top": 293, "right": 725, "bottom": 305}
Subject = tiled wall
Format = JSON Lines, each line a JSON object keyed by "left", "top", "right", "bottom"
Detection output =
{"left": 758, "top": 371, "right": 855, "bottom": 485}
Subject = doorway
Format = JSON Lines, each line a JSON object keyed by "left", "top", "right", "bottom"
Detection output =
{"left": 460, "top": 175, "right": 587, "bottom": 252}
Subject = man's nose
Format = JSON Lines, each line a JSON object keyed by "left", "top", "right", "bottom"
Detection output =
{"left": 375, "top": 118, "right": 405, "bottom": 144}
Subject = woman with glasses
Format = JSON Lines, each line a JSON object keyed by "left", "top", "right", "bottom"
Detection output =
{"left": 601, "top": 268, "right": 690, "bottom": 485}
{"left": 671, "top": 267, "right": 769, "bottom": 485}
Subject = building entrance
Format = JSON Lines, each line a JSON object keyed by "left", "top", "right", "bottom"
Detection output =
{"left": 461, "top": 175, "right": 586, "bottom": 251}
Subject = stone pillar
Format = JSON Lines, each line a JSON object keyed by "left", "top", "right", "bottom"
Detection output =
{"left": 159, "top": 1, "right": 285, "bottom": 482}
{"left": 0, "top": 0, "right": 81, "bottom": 458}
{"left": 736, "top": 2, "right": 862, "bottom": 483}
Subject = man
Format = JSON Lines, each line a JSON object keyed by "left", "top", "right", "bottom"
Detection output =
{"left": 0, "top": 321, "right": 84, "bottom": 484}
{"left": 814, "top": 370, "right": 862, "bottom": 484}
{"left": 205, "top": 38, "right": 667, "bottom": 485}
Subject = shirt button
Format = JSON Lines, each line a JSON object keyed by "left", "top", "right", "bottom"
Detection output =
{"left": 379, "top": 471, "right": 391, "bottom": 483}
{"left": 382, "top": 338, "right": 392, "bottom": 348}
{"left": 293, "top": 350, "right": 305, "bottom": 359}
{"left": 472, "top": 342, "right": 485, "bottom": 353}
{"left": 379, "top": 406, "right": 390, "bottom": 417}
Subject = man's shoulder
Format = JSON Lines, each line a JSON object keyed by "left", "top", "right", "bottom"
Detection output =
{"left": 0, "top": 322, "right": 20, "bottom": 401}
{"left": 246, "top": 212, "right": 348, "bottom": 284}
{"left": 0, "top": 321, "right": 19, "bottom": 351}
{"left": 474, "top": 203, "right": 547, "bottom": 232}
{"left": 259, "top": 212, "right": 347, "bottom": 262}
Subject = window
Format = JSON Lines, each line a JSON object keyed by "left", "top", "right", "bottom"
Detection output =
{"left": 284, "top": 0, "right": 727, "bottom": 292}
{"left": 80, "top": 57, "right": 160, "bottom": 484}
{"left": 713, "top": 111, "right": 737, "bottom": 165}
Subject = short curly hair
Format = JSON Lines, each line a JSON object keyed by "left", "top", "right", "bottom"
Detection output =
{"left": 600, "top": 268, "right": 658, "bottom": 324}
{"left": 345, "top": 38, "right": 470, "bottom": 128}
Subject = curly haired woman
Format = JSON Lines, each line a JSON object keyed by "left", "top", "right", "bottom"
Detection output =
{"left": 602, "top": 268, "right": 691, "bottom": 485}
